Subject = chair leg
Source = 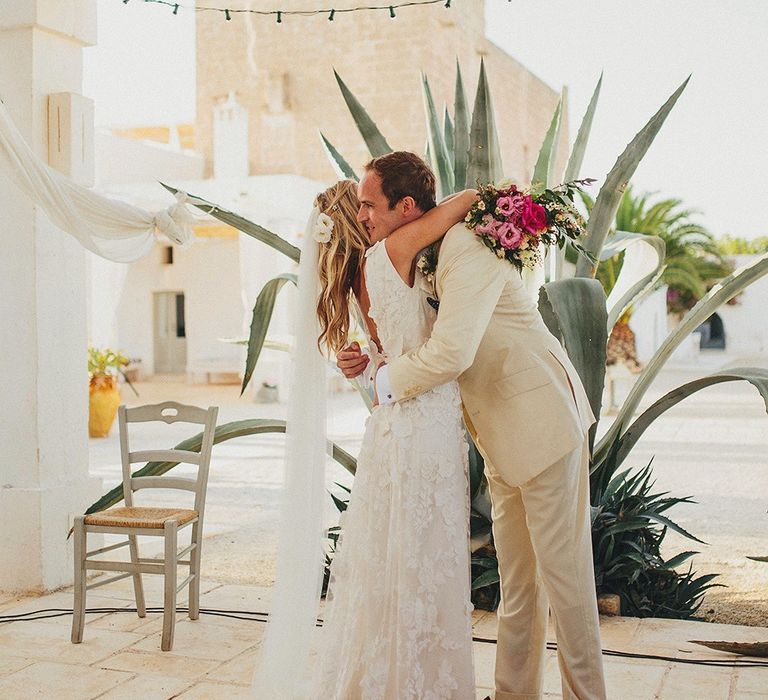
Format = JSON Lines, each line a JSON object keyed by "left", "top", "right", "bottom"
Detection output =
{"left": 161, "top": 520, "right": 178, "bottom": 652}
{"left": 128, "top": 534, "right": 146, "bottom": 617}
{"left": 188, "top": 523, "right": 202, "bottom": 620}
{"left": 71, "top": 517, "right": 87, "bottom": 644}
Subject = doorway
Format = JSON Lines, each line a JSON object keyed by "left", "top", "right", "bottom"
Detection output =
{"left": 153, "top": 291, "right": 187, "bottom": 374}
{"left": 698, "top": 312, "right": 726, "bottom": 350}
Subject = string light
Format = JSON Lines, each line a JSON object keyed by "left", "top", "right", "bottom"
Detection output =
{"left": 127, "top": 0, "right": 451, "bottom": 22}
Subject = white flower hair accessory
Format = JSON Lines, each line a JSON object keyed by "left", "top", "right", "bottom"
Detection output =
{"left": 313, "top": 212, "right": 334, "bottom": 243}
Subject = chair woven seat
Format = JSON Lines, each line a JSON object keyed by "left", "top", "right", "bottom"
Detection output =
{"left": 84, "top": 506, "right": 198, "bottom": 529}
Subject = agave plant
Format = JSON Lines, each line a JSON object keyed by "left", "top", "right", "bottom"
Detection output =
{"left": 85, "top": 61, "right": 768, "bottom": 617}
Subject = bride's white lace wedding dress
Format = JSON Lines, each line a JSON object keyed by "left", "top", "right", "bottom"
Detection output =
{"left": 312, "top": 240, "right": 475, "bottom": 699}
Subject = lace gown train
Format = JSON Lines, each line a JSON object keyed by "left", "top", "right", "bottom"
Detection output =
{"left": 312, "top": 241, "right": 475, "bottom": 699}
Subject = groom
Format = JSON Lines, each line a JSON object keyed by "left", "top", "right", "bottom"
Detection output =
{"left": 338, "top": 151, "right": 607, "bottom": 700}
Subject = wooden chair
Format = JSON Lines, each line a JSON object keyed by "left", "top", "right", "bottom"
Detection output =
{"left": 71, "top": 401, "right": 218, "bottom": 651}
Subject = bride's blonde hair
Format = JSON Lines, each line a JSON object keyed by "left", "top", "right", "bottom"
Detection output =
{"left": 315, "top": 180, "right": 368, "bottom": 355}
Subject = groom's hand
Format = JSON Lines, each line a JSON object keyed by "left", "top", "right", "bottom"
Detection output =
{"left": 336, "top": 341, "right": 369, "bottom": 379}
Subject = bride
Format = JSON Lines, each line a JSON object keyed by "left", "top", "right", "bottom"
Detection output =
{"left": 253, "top": 154, "right": 478, "bottom": 699}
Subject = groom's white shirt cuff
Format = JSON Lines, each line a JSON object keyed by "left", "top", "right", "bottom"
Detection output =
{"left": 375, "top": 365, "right": 396, "bottom": 405}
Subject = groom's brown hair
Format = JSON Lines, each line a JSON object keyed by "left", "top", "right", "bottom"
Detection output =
{"left": 364, "top": 151, "right": 436, "bottom": 213}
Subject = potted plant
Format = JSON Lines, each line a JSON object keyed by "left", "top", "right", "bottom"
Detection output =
{"left": 88, "top": 347, "right": 138, "bottom": 437}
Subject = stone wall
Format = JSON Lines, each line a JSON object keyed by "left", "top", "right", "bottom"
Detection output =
{"left": 195, "top": 0, "right": 568, "bottom": 185}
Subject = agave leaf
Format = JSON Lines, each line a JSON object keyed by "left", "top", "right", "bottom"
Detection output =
{"left": 319, "top": 133, "right": 358, "bottom": 181}
{"left": 471, "top": 483, "right": 493, "bottom": 522}
{"left": 747, "top": 555, "right": 768, "bottom": 563}
{"left": 602, "top": 230, "right": 667, "bottom": 331}
{"left": 241, "top": 273, "right": 297, "bottom": 395}
{"left": 690, "top": 640, "right": 768, "bottom": 657}
{"left": 531, "top": 98, "right": 562, "bottom": 189}
{"left": 575, "top": 77, "right": 690, "bottom": 277}
{"left": 443, "top": 105, "right": 455, "bottom": 172}
{"left": 334, "top": 70, "right": 392, "bottom": 157}
{"left": 330, "top": 492, "right": 348, "bottom": 513}
{"left": 472, "top": 568, "right": 500, "bottom": 590}
{"left": 453, "top": 60, "right": 470, "bottom": 190}
{"left": 466, "top": 59, "right": 503, "bottom": 187}
{"left": 83, "top": 419, "right": 358, "bottom": 516}
{"left": 421, "top": 72, "right": 454, "bottom": 198}
{"left": 538, "top": 278, "right": 608, "bottom": 425}
{"left": 160, "top": 183, "right": 300, "bottom": 263}
{"left": 467, "top": 438, "right": 485, "bottom": 501}
{"left": 664, "top": 551, "right": 699, "bottom": 569}
{"left": 563, "top": 73, "right": 603, "bottom": 184}
{"left": 615, "top": 368, "right": 768, "bottom": 464}
{"left": 221, "top": 337, "right": 292, "bottom": 354}
{"left": 595, "top": 252, "right": 768, "bottom": 462}
{"left": 645, "top": 513, "right": 706, "bottom": 544}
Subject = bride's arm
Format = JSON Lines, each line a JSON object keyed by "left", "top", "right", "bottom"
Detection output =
{"left": 385, "top": 189, "right": 478, "bottom": 271}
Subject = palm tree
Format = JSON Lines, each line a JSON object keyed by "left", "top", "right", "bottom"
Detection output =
{"left": 579, "top": 187, "right": 731, "bottom": 371}
{"left": 582, "top": 186, "right": 731, "bottom": 313}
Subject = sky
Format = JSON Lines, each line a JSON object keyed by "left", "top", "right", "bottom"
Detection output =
{"left": 83, "top": 1, "right": 768, "bottom": 239}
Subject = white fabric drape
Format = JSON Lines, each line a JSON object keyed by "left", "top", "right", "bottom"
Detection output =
{"left": 0, "top": 97, "right": 194, "bottom": 262}
{"left": 252, "top": 207, "right": 328, "bottom": 698}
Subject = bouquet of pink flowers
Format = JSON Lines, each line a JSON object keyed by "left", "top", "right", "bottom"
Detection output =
{"left": 464, "top": 179, "right": 595, "bottom": 271}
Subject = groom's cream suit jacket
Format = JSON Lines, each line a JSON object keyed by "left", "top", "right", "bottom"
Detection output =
{"left": 388, "top": 223, "right": 595, "bottom": 486}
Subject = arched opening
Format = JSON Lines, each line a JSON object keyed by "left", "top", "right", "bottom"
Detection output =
{"left": 698, "top": 312, "right": 726, "bottom": 350}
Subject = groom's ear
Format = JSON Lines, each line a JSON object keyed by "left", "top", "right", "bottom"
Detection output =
{"left": 399, "top": 195, "right": 418, "bottom": 217}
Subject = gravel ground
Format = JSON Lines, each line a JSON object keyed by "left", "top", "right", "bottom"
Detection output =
{"left": 90, "top": 354, "right": 768, "bottom": 626}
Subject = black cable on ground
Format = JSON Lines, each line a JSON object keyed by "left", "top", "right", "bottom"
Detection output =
{"left": 1, "top": 607, "right": 767, "bottom": 669}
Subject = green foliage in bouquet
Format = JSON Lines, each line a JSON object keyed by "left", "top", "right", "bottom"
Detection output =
{"left": 87, "top": 61, "right": 768, "bottom": 619}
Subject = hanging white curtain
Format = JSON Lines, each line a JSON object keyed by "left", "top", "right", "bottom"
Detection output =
{"left": 0, "top": 97, "right": 195, "bottom": 263}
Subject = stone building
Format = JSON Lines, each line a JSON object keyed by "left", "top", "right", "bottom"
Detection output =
{"left": 195, "top": 0, "right": 568, "bottom": 183}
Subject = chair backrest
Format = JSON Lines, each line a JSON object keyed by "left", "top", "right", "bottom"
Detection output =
{"left": 118, "top": 401, "right": 219, "bottom": 514}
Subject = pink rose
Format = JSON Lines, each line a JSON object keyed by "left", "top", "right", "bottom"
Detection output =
{"left": 521, "top": 198, "right": 548, "bottom": 234}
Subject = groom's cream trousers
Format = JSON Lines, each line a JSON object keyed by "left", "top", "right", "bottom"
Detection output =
{"left": 486, "top": 439, "right": 605, "bottom": 700}
{"left": 385, "top": 224, "right": 608, "bottom": 699}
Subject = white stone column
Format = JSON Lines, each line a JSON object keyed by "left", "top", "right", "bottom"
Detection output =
{"left": 0, "top": 0, "right": 102, "bottom": 593}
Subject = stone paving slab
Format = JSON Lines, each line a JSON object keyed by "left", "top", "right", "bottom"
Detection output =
{"left": 1, "top": 581, "right": 767, "bottom": 698}
{"left": 95, "top": 673, "right": 193, "bottom": 700}
{"left": 0, "top": 660, "right": 132, "bottom": 699}
{"left": 0, "top": 618, "right": 144, "bottom": 666}
{"left": 98, "top": 648, "right": 222, "bottom": 680}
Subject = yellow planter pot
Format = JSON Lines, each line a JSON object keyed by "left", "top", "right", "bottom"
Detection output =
{"left": 89, "top": 376, "right": 121, "bottom": 438}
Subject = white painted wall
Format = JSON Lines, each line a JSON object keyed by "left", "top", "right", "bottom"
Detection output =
{"left": 629, "top": 284, "right": 669, "bottom": 363}
{"left": 717, "top": 254, "right": 768, "bottom": 358}
{"left": 88, "top": 174, "right": 324, "bottom": 394}
{"left": 95, "top": 130, "right": 204, "bottom": 186}
{"left": 0, "top": 0, "right": 103, "bottom": 593}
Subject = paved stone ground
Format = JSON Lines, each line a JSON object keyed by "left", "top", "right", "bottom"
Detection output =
{"left": 0, "top": 577, "right": 766, "bottom": 699}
